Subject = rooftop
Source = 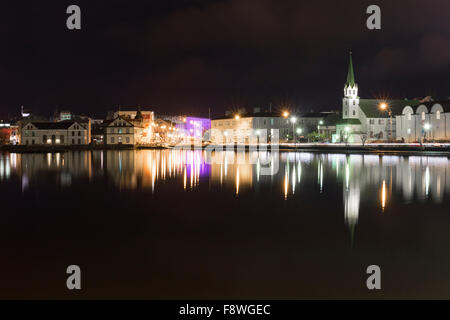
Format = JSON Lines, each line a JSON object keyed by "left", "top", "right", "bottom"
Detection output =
{"left": 359, "top": 99, "right": 421, "bottom": 118}
{"left": 23, "top": 121, "right": 80, "bottom": 130}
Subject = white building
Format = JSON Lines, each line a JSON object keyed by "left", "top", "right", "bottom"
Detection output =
{"left": 105, "top": 116, "right": 139, "bottom": 145}
{"left": 21, "top": 121, "right": 90, "bottom": 145}
{"left": 211, "top": 112, "right": 292, "bottom": 143}
{"left": 335, "top": 52, "right": 421, "bottom": 143}
{"left": 396, "top": 101, "right": 450, "bottom": 142}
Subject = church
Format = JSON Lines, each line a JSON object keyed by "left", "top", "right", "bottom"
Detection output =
{"left": 335, "top": 53, "right": 422, "bottom": 144}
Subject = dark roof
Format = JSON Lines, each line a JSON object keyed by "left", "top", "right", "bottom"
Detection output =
{"left": 299, "top": 112, "right": 336, "bottom": 118}
{"left": 24, "top": 121, "right": 77, "bottom": 130}
{"left": 359, "top": 99, "right": 421, "bottom": 118}
{"left": 107, "top": 115, "right": 135, "bottom": 127}
{"left": 337, "top": 118, "right": 362, "bottom": 125}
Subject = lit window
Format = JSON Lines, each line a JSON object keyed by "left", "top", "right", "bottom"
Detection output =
{"left": 407, "top": 113, "right": 411, "bottom": 121}
{"left": 422, "top": 112, "right": 425, "bottom": 120}
{"left": 436, "top": 111, "right": 441, "bottom": 120}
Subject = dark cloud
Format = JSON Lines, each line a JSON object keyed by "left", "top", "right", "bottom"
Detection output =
{"left": 1, "top": 0, "right": 449, "bottom": 118}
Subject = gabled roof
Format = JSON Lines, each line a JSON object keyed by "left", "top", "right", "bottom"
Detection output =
{"left": 299, "top": 112, "right": 336, "bottom": 118}
{"left": 107, "top": 115, "right": 134, "bottom": 127}
{"left": 359, "top": 99, "right": 421, "bottom": 118}
{"left": 23, "top": 121, "right": 79, "bottom": 130}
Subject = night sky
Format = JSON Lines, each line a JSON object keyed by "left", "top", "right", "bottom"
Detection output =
{"left": 1, "top": 0, "right": 449, "bottom": 119}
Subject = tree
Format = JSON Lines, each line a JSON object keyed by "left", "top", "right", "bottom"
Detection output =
{"left": 359, "top": 132, "right": 368, "bottom": 146}
{"left": 307, "top": 131, "right": 329, "bottom": 143}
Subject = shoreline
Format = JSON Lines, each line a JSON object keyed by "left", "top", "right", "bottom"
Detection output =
{"left": 1, "top": 143, "right": 450, "bottom": 156}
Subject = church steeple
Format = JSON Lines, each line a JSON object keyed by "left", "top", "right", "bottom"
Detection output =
{"left": 346, "top": 51, "right": 356, "bottom": 87}
{"left": 344, "top": 51, "right": 358, "bottom": 99}
{"left": 343, "top": 51, "right": 359, "bottom": 119}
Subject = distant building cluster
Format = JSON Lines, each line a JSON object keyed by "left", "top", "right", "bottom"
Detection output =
{"left": 336, "top": 53, "right": 450, "bottom": 144}
{"left": 0, "top": 106, "right": 211, "bottom": 147}
{"left": 210, "top": 109, "right": 339, "bottom": 144}
{"left": 1, "top": 52, "right": 449, "bottom": 147}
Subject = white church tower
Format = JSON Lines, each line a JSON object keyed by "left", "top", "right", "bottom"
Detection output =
{"left": 343, "top": 52, "right": 360, "bottom": 119}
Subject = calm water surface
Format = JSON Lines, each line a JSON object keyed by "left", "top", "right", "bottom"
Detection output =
{"left": 0, "top": 150, "right": 450, "bottom": 299}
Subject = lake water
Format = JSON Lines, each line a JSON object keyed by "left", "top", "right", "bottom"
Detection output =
{"left": 0, "top": 150, "right": 450, "bottom": 299}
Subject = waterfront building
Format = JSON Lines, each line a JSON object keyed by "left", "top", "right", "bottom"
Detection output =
{"left": 335, "top": 52, "right": 422, "bottom": 143}
{"left": 20, "top": 121, "right": 90, "bottom": 145}
{"left": 113, "top": 108, "right": 154, "bottom": 144}
{"left": 0, "top": 121, "right": 20, "bottom": 145}
{"left": 104, "top": 115, "right": 138, "bottom": 145}
{"left": 211, "top": 111, "right": 292, "bottom": 143}
{"left": 395, "top": 101, "right": 450, "bottom": 142}
{"left": 156, "top": 115, "right": 211, "bottom": 139}
{"left": 177, "top": 117, "right": 211, "bottom": 139}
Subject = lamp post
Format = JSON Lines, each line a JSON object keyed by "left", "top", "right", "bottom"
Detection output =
{"left": 290, "top": 116, "right": 297, "bottom": 145}
{"left": 379, "top": 102, "right": 392, "bottom": 142}
{"left": 424, "top": 122, "right": 431, "bottom": 142}
{"left": 345, "top": 126, "right": 350, "bottom": 145}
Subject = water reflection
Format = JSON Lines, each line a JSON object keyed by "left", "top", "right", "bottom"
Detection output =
{"left": 1, "top": 150, "right": 449, "bottom": 239}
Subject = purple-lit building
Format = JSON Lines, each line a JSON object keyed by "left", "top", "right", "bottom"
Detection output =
{"left": 177, "top": 117, "right": 211, "bottom": 138}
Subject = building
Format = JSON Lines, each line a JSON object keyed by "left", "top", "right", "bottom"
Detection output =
{"left": 55, "top": 110, "right": 73, "bottom": 122}
{"left": 156, "top": 115, "right": 211, "bottom": 139}
{"left": 177, "top": 117, "right": 211, "bottom": 139}
{"left": 396, "top": 101, "right": 450, "bottom": 142}
{"left": 211, "top": 111, "right": 292, "bottom": 143}
{"left": 115, "top": 108, "right": 154, "bottom": 127}
{"left": 20, "top": 121, "right": 90, "bottom": 145}
{"left": 104, "top": 115, "right": 137, "bottom": 145}
{"left": 335, "top": 52, "right": 421, "bottom": 143}
{"left": 297, "top": 112, "right": 340, "bottom": 139}
{"left": 114, "top": 108, "right": 153, "bottom": 144}
{"left": 0, "top": 121, "right": 20, "bottom": 145}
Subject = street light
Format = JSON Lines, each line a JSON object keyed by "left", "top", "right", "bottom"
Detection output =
{"left": 290, "top": 116, "right": 297, "bottom": 144}
{"left": 344, "top": 126, "right": 351, "bottom": 145}
{"left": 424, "top": 122, "right": 431, "bottom": 142}
{"left": 283, "top": 111, "right": 290, "bottom": 118}
{"left": 379, "top": 102, "right": 388, "bottom": 111}
{"left": 379, "top": 102, "right": 392, "bottom": 142}
{"left": 235, "top": 115, "right": 240, "bottom": 120}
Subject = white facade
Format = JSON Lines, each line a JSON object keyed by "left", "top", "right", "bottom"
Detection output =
{"left": 211, "top": 114, "right": 291, "bottom": 143}
{"left": 21, "top": 121, "right": 89, "bottom": 145}
{"left": 396, "top": 102, "right": 450, "bottom": 142}
{"left": 105, "top": 116, "right": 137, "bottom": 145}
